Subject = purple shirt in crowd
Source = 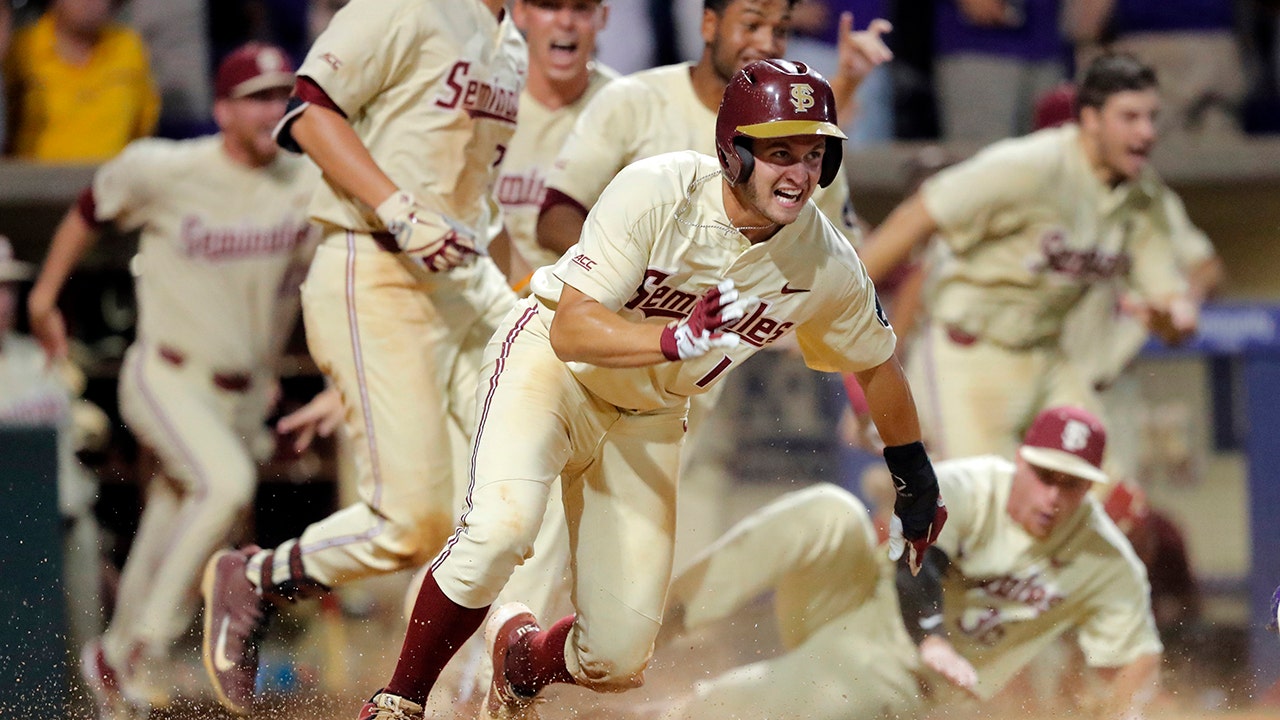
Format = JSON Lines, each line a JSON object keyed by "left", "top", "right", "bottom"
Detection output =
{"left": 933, "top": 0, "right": 1066, "bottom": 61}
{"left": 1109, "top": 0, "right": 1234, "bottom": 35}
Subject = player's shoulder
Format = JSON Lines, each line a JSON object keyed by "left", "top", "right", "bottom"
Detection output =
{"left": 106, "top": 136, "right": 200, "bottom": 170}
{"left": 587, "top": 62, "right": 621, "bottom": 92}
{"left": 971, "top": 125, "right": 1072, "bottom": 171}
{"left": 609, "top": 62, "right": 691, "bottom": 98}
{"left": 936, "top": 455, "right": 1013, "bottom": 491}
{"left": 612, "top": 149, "right": 708, "bottom": 193}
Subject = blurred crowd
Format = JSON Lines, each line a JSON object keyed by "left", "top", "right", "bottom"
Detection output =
{"left": 1, "top": 0, "right": 1279, "bottom": 164}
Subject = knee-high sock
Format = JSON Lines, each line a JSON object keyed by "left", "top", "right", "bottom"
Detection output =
{"left": 508, "top": 614, "right": 576, "bottom": 696}
{"left": 386, "top": 571, "right": 487, "bottom": 703}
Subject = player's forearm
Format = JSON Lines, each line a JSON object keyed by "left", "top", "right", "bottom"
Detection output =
{"left": 854, "top": 356, "right": 922, "bottom": 447}
{"left": 1095, "top": 652, "right": 1161, "bottom": 720}
{"left": 290, "top": 105, "right": 398, "bottom": 212}
{"left": 489, "top": 227, "right": 534, "bottom": 288}
{"left": 549, "top": 286, "right": 668, "bottom": 367}
{"left": 537, "top": 203, "right": 587, "bottom": 257}
{"left": 1186, "top": 255, "right": 1224, "bottom": 305}
{"left": 28, "top": 208, "right": 99, "bottom": 314}
{"left": 860, "top": 193, "right": 937, "bottom": 285}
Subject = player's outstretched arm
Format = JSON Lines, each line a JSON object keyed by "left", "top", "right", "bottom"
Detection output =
{"left": 550, "top": 284, "right": 670, "bottom": 367}
{"left": 859, "top": 192, "right": 938, "bottom": 285}
{"left": 855, "top": 357, "right": 946, "bottom": 573}
{"left": 27, "top": 208, "right": 103, "bottom": 363}
{"left": 289, "top": 103, "right": 477, "bottom": 271}
{"left": 1093, "top": 652, "right": 1161, "bottom": 720}
{"left": 550, "top": 280, "right": 759, "bottom": 367}
{"left": 289, "top": 103, "right": 397, "bottom": 210}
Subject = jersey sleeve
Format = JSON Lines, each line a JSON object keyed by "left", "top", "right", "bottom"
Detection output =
{"left": 920, "top": 139, "right": 1048, "bottom": 254}
{"left": 91, "top": 140, "right": 163, "bottom": 231}
{"left": 928, "top": 457, "right": 992, "bottom": 558}
{"left": 794, "top": 232, "right": 895, "bottom": 373}
{"left": 545, "top": 78, "right": 652, "bottom": 210}
{"left": 1124, "top": 212, "right": 1189, "bottom": 302}
{"left": 295, "top": 0, "right": 422, "bottom": 117}
{"left": 1161, "top": 191, "right": 1216, "bottom": 268}
{"left": 550, "top": 158, "right": 669, "bottom": 311}
{"left": 1076, "top": 558, "right": 1164, "bottom": 667}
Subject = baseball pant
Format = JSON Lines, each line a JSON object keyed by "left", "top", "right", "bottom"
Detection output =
{"left": 284, "top": 231, "right": 517, "bottom": 588}
{"left": 661, "top": 484, "right": 923, "bottom": 720}
{"left": 105, "top": 340, "right": 273, "bottom": 667}
{"left": 908, "top": 322, "right": 1099, "bottom": 460}
{"left": 432, "top": 302, "right": 686, "bottom": 691}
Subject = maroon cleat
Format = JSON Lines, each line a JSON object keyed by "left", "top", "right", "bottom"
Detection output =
{"left": 481, "top": 603, "right": 544, "bottom": 720}
{"left": 357, "top": 691, "right": 425, "bottom": 720}
{"left": 201, "top": 548, "right": 269, "bottom": 715}
{"left": 80, "top": 639, "right": 149, "bottom": 719}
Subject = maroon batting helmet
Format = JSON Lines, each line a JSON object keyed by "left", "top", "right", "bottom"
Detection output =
{"left": 715, "top": 59, "right": 846, "bottom": 188}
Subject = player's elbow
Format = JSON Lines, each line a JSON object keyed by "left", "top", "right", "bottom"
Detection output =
{"left": 537, "top": 196, "right": 587, "bottom": 256}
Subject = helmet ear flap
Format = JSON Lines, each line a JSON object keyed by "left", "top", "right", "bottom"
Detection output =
{"left": 732, "top": 137, "right": 755, "bottom": 185}
{"left": 819, "top": 137, "right": 843, "bottom": 188}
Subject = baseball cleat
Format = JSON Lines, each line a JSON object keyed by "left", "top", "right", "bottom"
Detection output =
{"left": 201, "top": 548, "right": 270, "bottom": 715}
{"left": 80, "top": 640, "right": 149, "bottom": 720}
{"left": 481, "top": 603, "right": 543, "bottom": 720}
{"left": 357, "top": 690, "right": 425, "bottom": 720}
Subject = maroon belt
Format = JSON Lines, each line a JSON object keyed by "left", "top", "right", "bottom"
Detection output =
{"left": 157, "top": 345, "right": 252, "bottom": 393}
{"left": 944, "top": 326, "right": 978, "bottom": 346}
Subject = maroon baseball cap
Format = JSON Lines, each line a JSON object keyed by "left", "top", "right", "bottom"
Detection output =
{"left": 1033, "top": 83, "right": 1077, "bottom": 131}
{"left": 215, "top": 43, "right": 295, "bottom": 100}
{"left": 1018, "top": 406, "right": 1108, "bottom": 484}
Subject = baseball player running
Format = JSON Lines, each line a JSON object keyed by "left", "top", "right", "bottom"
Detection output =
{"left": 25, "top": 43, "right": 317, "bottom": 720}
{"left": 357, "top": 60, "right": 947, "bottom": 720}
{"left": 535, "top": 0, "right": 893, "bottom": 560}
{"left": 644, "top": 406, "right": 1161, "bottom": 720}
{"left": 858, "top": 53, "right": 1197, "bottom": 461}
{"left": 200, "top": 0, "right": 525, "bottom": 715}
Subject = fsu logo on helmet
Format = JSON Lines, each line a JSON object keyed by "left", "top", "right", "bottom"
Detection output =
{"left": 789, "top": 83, "right": 815, "bottom": 113}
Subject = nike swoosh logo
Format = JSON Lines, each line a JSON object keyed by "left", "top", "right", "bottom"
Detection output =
{"left": 780, "top": 283, "right": 810, "bottom": 295}
{"left": 214, "top": 616, "right": 237, "bottom": 672}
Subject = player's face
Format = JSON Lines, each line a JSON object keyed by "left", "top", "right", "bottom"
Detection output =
{"left": 735, "top": 135, "right": 825, "bottom": 226}
{"left": 1008, "top": 456, "right": 1093, "bottom": 538}
{"left": 53, "top": 0, "right": 114, "bottom": 35}
{"left": 217, "top": 87, "right": 291, "bottom": 166}
{"left": 515, "top": 0, "right": 606, "bottom": 84}
{"left": 704, "top": 0, "right": 792, "bottom": 83}
{"left": 1079, "top": 89, "right": 1160, "bottom": 184}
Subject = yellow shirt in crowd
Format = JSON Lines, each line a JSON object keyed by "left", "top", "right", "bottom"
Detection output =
{"left": 5, "top": 13, "right": 159, "bottom": 163}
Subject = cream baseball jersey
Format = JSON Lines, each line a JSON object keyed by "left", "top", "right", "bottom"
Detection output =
{"left": 530, "top": 151, "right": 894, "bottom": 412}
{"left": 90, "top": 136, "right": 319, "bottom": 369}
{"left": 930, "top": 456, "right": 1162, "bottom": 699}
{"left": 296, "top": 0, "right": 525, "bottom": 243}
{"left": 921, "top": 124, "right": 1187, "bottom": 349}
{"left": 496, "top": 63, "right": 618, "bottom": 269}
{"left": 546, "top": 63, "right": 861, "bottom": 244}
{"left": 1064, "top": 189, "right": 1216, "bottom": 385}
